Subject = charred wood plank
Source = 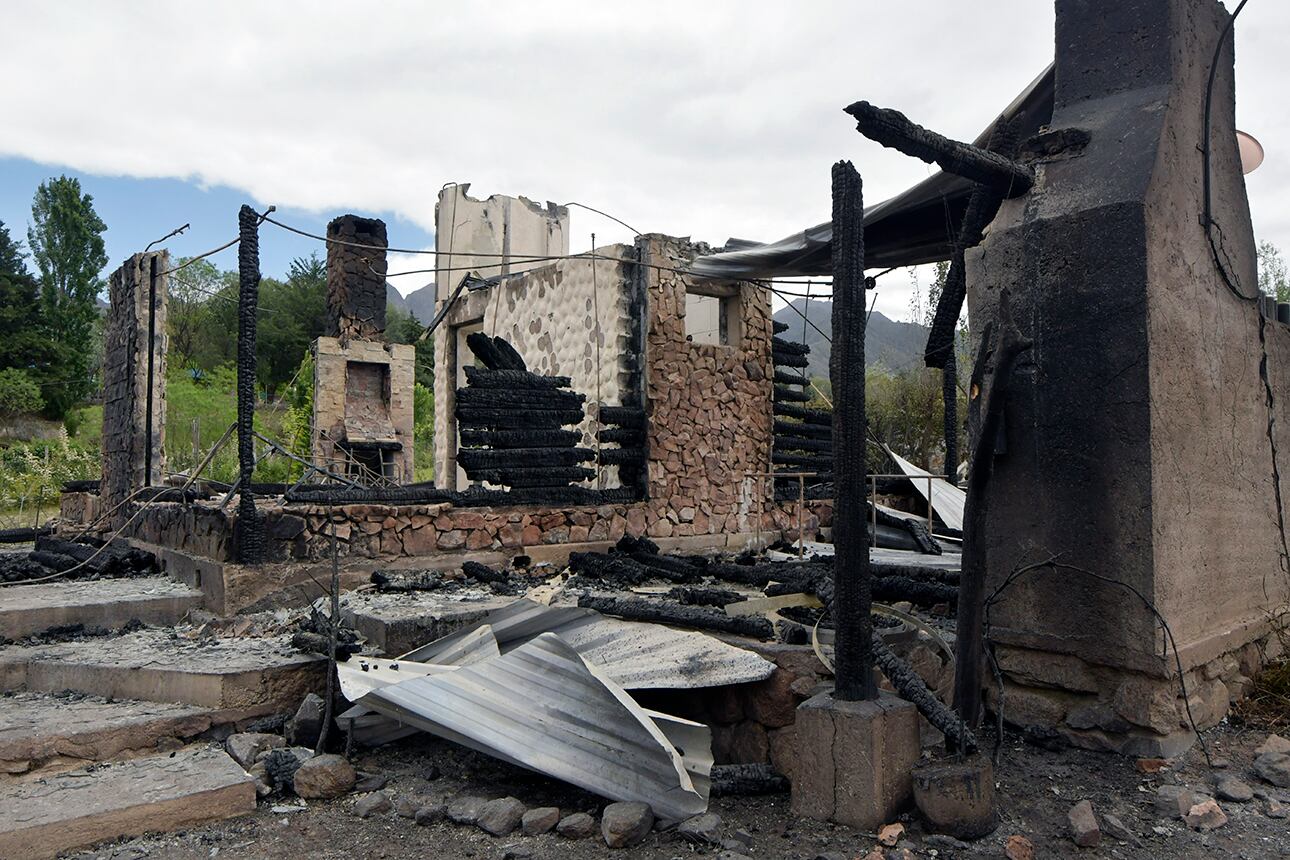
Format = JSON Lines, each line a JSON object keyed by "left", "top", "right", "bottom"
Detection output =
{"left": 462, "top": 560, "right": 508, "bottom": 584}
{"left": 666, "top": 586, "right": 744, "bottom": 607}
{"left": 463, "top": 366, "right": 572, "bottom": 390}
{"left": 455, "top": 387, "right": 586, "bottom": 410}
{"left": 774, "top": 434, "right": 833, "bottom": 453}
{"left": 598, "top": 406, "right": 645, "bottom": 428}
{"left": 464, "top": 466, "right": 596, "bottom": 488}
{"left": 465, "top": 332, "right": 526, "bottom": 370}
{"left": 844, "top": 101, "right": 1033, "bottom": 197}
{"left": 774, "top": 419, "right": 832, "bottom": 440}
{"left": 455, "top": 406, "right": 585, "bottom": 430}
{"left": 773, "top": 386, "right": 813, "bottom": 403}
{"left": 460, "top": 428, "right": 582, "bottom": 449}
{"left": 577, "top": 594, "right": 775, "bottom": 639}
{"left": 772, "top": 321, "right": 791, "bottom": 334}
{"left": 597, "top": 447, "right": 646, "bottom": 466}
{"left": 0, "top": 526, "right": 52, "bottom": 544}
{"left": 772, "top": 349, "right": 810, "bottom": 369}
{"left": 774, "top": 402, "right": 832, "bottom": 425}
{"left": 771, "top": 336, "right": 811, "bottom": 356}
{"left": 774, "top": 370, "right": 810, "bottom": 388}
{"left": 596, "top": 427, "right": 643, "bottom": 445}
{"left": 457, "top": 447, "right": 594, "bottom": 469}
{"left": 709, "top": 764, "right": 789, "bottom": 797}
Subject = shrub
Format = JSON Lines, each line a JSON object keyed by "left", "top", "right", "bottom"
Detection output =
{"left": 0, "top": 368, "right": 44, "bottom": 418}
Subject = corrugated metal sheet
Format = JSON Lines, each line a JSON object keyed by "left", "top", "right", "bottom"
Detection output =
{"left": 888, "top": 448, "right": 966, "bottom": 531}
{"left": 403, "top": 599, "right": 775, "bottom": 690}
{"left": 363, "top": 633, "right": 710, "bottom": 821}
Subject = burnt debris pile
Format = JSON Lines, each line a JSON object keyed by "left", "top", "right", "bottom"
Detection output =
{"left": 0, "top": 536, "right": 158, "bottom": 584}
{"left": 770, "top": 321, "right": 832, "bottom": 500}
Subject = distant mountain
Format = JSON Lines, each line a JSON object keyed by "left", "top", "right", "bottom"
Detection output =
{"left": 404, "top": 283, "right": 438, "bottom": 322}
{"left": 385, "top": 283, "right": 407, "bottom": 311}
{"left": 772, "top": 299, "right": 928, "bottom": 377}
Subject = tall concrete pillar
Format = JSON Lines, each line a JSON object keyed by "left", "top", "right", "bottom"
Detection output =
{"left": 966, "top": 0, "right": 1276, "bottom": 756}
{"left": 101, "top": 252, "right": 168, "bottom": 524}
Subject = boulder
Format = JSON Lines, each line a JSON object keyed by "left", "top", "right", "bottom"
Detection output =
{"left": 225, "top": 732, "right": 285, "bottom": 769}
{"left": 478, "top": 797, "right": 526, "bottom": 836}
{"left": 1184, "top": 798, "right": 1228, "bottom": 830}
{"left": 415, "top": 802, "right": 448, "bottom": 825}
{"left": 1255, "top": 734, "right": 1290, "bottom": 756}
{"left": 601, "top": 801, "right": 654, "bottom": 848}
{"left": 521, "top": 807, "right": 561, "bottom": 836}
{"left": 556, "top": 812, "right": 597, "bottom": 839}
{"left": 292, "top": 753, "right": 356, "bottom": 799}
{"left": 1215, "top": 776, "right": 1254, "bottom": 802}
{"left": 354, "top": 791, "right": 393, "bottom": 818}
{"left": 1004, "top": 834, "right": 1034, "bottom": 860}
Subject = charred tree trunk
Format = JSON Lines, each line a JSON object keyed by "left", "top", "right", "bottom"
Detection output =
{"left": 235, "top": 205, "right": 264, "bottom": 564}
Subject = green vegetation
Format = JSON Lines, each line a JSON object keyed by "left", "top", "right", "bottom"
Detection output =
{"left": 0, "top": 432, "right": 98, "bottom": 529}
{"left": 0, "top": 368, "right": 44, "bottom": 417}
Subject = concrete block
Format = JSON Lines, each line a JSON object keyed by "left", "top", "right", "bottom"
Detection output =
{"left": 0, "top": 746, "right": 254, "bottom": 859}
{"left": 790, "top": 690, "right": 920, "bottom": 830}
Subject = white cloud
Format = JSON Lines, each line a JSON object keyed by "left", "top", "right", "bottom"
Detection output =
{"left": 2, "top": 0, "right": 1287, "bottom": 310}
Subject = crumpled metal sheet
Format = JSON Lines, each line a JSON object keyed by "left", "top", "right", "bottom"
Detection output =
{"left": 887, "top": 448, "right": 965, "bottom": 531}
{"left": 403, "top": 598, "right": 776, "bottom": 690}
{"left": 361, "top": 632, "right": 711, "bottom": 821}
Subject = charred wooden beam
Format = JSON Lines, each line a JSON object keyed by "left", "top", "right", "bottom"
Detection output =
{"left": 457, "top": 447, "right": 594, "bottom": 469}
{"left": 771, "top": 336, "right": 811, "bottom": 356}
{"left": 577, "top": 594, "right": 775, "bottom": 639}
{"left": 465, "top": 466, "right": 596, "bottom": 488}
{"left": 235, "top": 204, "right": 264, "bottom": 564}
{"left": 463, "top": 366, "right": 572, "bottom": 390}
{"left": 844, "top": 101, "right": 1033, "bottom": 197}
{"left": 774, "top": 434, "right": 833, "bottom": 453}
{"left": 709, "top": 764, "right": 790, "bottom": 797}
{"left": 455, "top": 387, "right": 586, "bottom": 410}
{"left": 598, "top": 406, "right": 646, "bottom": 428}
{"left": 830, "top": 160, "right": 875, "bottom": 701}
{"left": 773, "top": 386, "right": 813, "bottom": 403}
{"left": 772, "top": 349, "right": 810, "bottom": 369}
{"left": 774, "top": 419, "right": 832, "bottom": 440}
{"left": 772, "top": 321, "right": 791, "bottom": 335}
{"left": 873, "top": 633, "right": 976, "bottom": 751}
{"left": 773, "top": 402, "right": 832, "bottom": 425}
{"left": 462, "top": 560, "right": 508, "bottom": 584}
{"left": 465, "top": 332, "right": 527, "bottom": 370}
{"left": 455, "top": 406, "right": 585, "bottom": 430}
{"left": 597, "top": 447, "right": 646, "bottom": 466}
{"left": 943, "top": 351, "right": 959, "bottom": 480}
{"left": 774, "top": 370, "right": 810, "bottom": 388}
{"left": 596, "top": 427, "right": 644, "bottom": 445}
{"left": 666, "top": 585, "right": 744, "bottom": 607}
{"left": 460, "top": 428, "right": 582, "bottom": 449}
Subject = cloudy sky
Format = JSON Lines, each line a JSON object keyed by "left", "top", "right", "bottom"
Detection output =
{"left": 1, "top": 1, "right": 1287, "bottom": 321}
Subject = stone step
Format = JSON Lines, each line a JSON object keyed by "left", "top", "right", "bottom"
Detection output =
{"left": 0, "top": 629, "right": 325, "bottom": 713}
{"left": 0, "top": 691, "right": 240, "bottom": 778}
{"left": 0, "top": 576, "right": 204, "bottom": 641}
{"left": 0, "top": 745, "right": 255, "bottom": 859}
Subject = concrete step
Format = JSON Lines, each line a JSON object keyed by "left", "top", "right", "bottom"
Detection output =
{"left": 0, "top": 576, "right": 204, "bottom": 641}
{"left": 0, "top": 629, "right": 325, "bottom": 713}
{"left": 0, "top": 745, "right": 255, "bottom": 860}
{"left": 0, "top": 691, "right": 239, "bottom": 778}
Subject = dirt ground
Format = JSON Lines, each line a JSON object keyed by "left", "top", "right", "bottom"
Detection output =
{"left": 65, "top": 718, "right": 1290, "bottom": 860}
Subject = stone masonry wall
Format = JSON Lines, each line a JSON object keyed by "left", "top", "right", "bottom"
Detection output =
{"left": 311, "top": 337, "right": 416, "bottom": 481}
{"left": 101, "top": 252, "right": 168, "bottom": 524}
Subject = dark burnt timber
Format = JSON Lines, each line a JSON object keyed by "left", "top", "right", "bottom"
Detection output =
{"left": 597, "top": 447, "right": 646, "bottom": 466}
{"left": 709, "top": 764, "right": 790, "bottom": 797}
{"left": 596, "top": 427, "right": 643, "bottom": 445}
{"left": 455, "top": 387, "right": 586, "bottom": 410}
{"left": 773, "top": 386, "right": 813, "bottom": 403}
{"left": 666, "top": 585, "right": 743, "bottom": 607}
{"left": 598, "top": 406, "right": 645, "bottom": 428}
{"left": 459, "top": 428, "right": 582, "bottom": 449}
{"left": 235, "top": 204, "right": 264, "bottom": 564}
{"left": 953, "top": 302, "right": 1032, "bottom": 733}
{"left": 775, "top": 419, "right": 832, "bottom": 440}
{"left": 463, "top": 367, "right": 572, "bottom": 390}
{"left": 577, "top": 594, "right": 775, "bottom": 639}
{"left": 874, "top": 634, "right": 976, "bottom": 751}
{"left": 456, "top": 447, "right": 594, "bottom": 469}
{"left": 829, "top": 160, "right": 876, "bottom": 702}
{"left": 464, "top": 332, "right": 526, "bottom": 370}
{"left": 774, "top": 370, "right": 810, "bottom": 387}
{"left": 844, "top": 101, "right": 1033, "bottom": 198}
{"left": 455, "top": 407, "right": 586, "bottom": 430}
{"left": 774, "top": 403, "right": 831, "bottom": 424}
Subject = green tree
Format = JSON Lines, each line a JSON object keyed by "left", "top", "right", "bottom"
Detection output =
{"left": 1259, "top": 240, "right": 1289, "bottom": 303}
{"left": 26, "top": 177, "right": 108, "bottom": 418}
{"left": 167, "top": 257, "right": 226, "bottom": 370}
{"left": 257, "top": 253, "right": 328, "bottom": 399}
{"left": 386, "top": 305, "right": 434, "bottom": 389}
{"left": 0, "top": 221, "right": 57, "bottom": 383}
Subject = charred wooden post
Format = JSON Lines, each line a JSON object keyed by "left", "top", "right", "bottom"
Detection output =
{"left": 844, "top": 101, "right": 1033, "bottom": 198}
{"left": 953, "top": 301, "right": 1031, "bottom": 732}
{"left": 235, "top": 205, "right": 264, "bottom": 564}
{"left": 943, "top": 350, "right": 959, "bottom": 481}
{"left": 830, "top": 160, "right": 876, "bottom": 702}
{"left": 577, "top": 594, "right": 775, "bottom": 639}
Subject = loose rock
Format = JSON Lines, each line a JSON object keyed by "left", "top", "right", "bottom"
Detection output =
{"left": 225, "top": 732, "right": 286, "bottom": 770}
{"left": 447, "top": 795, "right": 490, "bottom": 825}
{"left": 878, "top": 822, "right": 904, "bottom": 847}
{"left": 394, "top": 794, "right": 422, "bottom": 818}
{"left": 1067, "top": 799, "right": 1100, "bottom": 847}
{"left": 1134, "top": 757, "right": 1167, "bottom": 774}
{"left": 1254, "top": 751, "right": 1290, "bottom": 788}
{"left": 601, "top": 801, "right": 654, "bottom": 848}
{"left": 1215, "top": 775, "right": 1254, "bottom": 802}
{"left": 292, "top": 753, "right": 356, "bottom": 800}
{"left": 355, "top": 772, "right": 389, "bottom": 793}
{"left": 677, "top": 812, "right": 722, "bottom": 844}
{"left": 1184, "top": 798, "right": 1228, "bottom": 830}
{"left": 498, "top": 846, "right": 534, "bottom": 860}
{"left": 1004, "top": 834, "right": 1034, "bottom": 860}
{"left": 478, "top": 797, "right": 527, "bottom": 836}
{"left": 247, "top": 761, "right": 273, "bottom": 798}
{"left": 1255, "top": 734, "right": 1290, "bottom": 756}
{"left": 285, "top": 693, "right": 326, "bottom": 748}
{"left": 1154, "top": 785, "right": 1204, "bottom": 819}
{"left": 1266, "top": 798, "right": 1288, "bottom": 819}
{"left": 1101, "top": 813, "right": 1138, "bottom": 844}
{"left": 521, "top": 806, "right": 561, "bottom": 836}
{"left": 556, "top": 812, "right": 597, "bottom": 839}
{"left": 354, "top": 791, "right": 392, "bottom": 818}
{"left": 415, "top": 802, "right": 448, "bottom": 826}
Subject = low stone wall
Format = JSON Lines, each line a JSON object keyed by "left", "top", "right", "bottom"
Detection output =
{"left": 59, "top": 493, "right": 832, "bottom": 566}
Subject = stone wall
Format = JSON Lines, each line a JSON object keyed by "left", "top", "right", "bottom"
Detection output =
{"left": 101, "top": 252, "right": 168, "bottom": 524}
{"left": 964, "top": 0, "right": 1285, "bottom": 754}
{"left": 640, "top": 234, "right": 775, "bottom": 538}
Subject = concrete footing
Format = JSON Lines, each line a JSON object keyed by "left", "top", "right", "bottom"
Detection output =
{"left": 912, "top": 754, "right": 996, "bottom": 839}
{"left": 789, "top": 690, "right": 920, "bottom": 830}
{"left": 0, "top": 577, "right": 202, "bottom": 640}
